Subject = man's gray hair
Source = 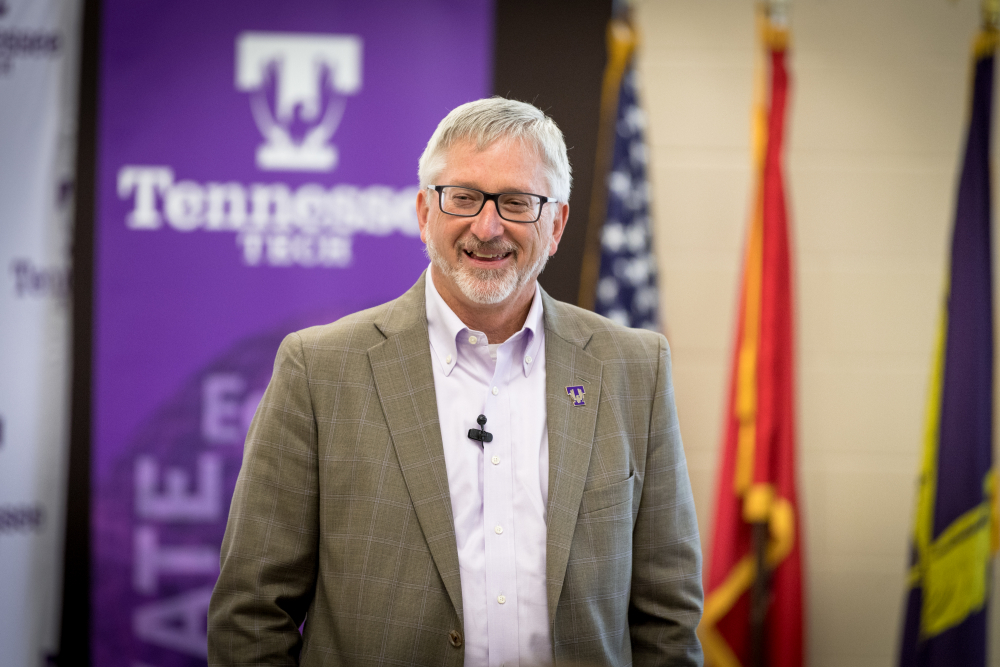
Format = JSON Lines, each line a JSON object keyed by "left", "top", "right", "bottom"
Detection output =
{"left": 418, "top": 97, "right": 572, "bottom": 202}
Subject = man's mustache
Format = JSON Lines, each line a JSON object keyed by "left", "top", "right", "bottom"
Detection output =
{"left": 457, "top": 237, "right": 518, "bottom": 256}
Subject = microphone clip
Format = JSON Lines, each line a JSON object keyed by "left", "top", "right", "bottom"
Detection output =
{"left": 467, "top": 414, "right": 493, "bottom": 443}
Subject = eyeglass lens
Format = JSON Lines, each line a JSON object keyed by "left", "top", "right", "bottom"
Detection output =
{"left": 440, "top": 186, "right": 542, "bottom": 222}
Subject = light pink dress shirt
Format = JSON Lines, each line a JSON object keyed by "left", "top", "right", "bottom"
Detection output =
{"left": 424, "top": 270, "right": 552, "bottom": 667}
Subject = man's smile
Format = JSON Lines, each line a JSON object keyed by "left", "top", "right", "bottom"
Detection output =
{"left": 464, "top": 249, "right": 513, "bottom": 261}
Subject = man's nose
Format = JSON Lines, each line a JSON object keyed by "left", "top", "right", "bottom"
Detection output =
{"left": 470, "top": 199, "right": 505, "bottom": 240}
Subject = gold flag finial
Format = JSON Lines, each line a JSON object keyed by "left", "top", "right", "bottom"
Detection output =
{"left": 984, "top": 0, "right": 1000, "bottom": 30}
{"left": 767, "top": 0, "right": 791, "bottom": 27}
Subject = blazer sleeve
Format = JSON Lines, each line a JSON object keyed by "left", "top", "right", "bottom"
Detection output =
{"left": 208, "top": 332, "right": 319, "bottom": 666}
{"left": 629, "top": 334, "right": 704, "bottom": 666}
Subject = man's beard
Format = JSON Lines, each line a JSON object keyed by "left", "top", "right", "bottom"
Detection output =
{"left": 426, "top": 233, "right": 551, "bottom": 305}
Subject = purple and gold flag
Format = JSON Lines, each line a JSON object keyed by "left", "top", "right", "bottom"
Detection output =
{"left": 898, "top": 29, "right": 997, "bottom": 667}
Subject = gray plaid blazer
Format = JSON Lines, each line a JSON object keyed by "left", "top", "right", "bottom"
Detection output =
{"left": 208, "top": 273, "right": 703, "bottom": 666}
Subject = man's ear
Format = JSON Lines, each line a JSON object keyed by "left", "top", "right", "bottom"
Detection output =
{"left": 548, "top": 202, "right": 569, "bottom": 256}
{"left": 416, "top": 188, "right": 430, "bottom": 243}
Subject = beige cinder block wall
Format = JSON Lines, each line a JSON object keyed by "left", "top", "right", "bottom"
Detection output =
{"left": 633, "top": 0, "right": 1000, "bottom": 665}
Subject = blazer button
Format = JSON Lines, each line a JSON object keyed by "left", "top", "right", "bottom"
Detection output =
{"left": 449, "top": 630, "right": 463, "bottom": 648}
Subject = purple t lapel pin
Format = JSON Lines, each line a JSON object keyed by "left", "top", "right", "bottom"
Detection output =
{"left": 566, "top": 385, "right": 586, "bottom": 407}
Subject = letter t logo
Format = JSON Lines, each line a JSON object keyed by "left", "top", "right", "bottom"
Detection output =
{"left": 566, "top": 385, "right": 586, "bottom": 407}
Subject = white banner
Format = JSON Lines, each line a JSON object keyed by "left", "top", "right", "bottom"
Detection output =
{"left": 0, "top": 0, "right": 80, "bottom": 665}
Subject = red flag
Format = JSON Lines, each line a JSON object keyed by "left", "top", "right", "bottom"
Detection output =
{"left": 699, "top": 19, "right": 804, "bottom": 667}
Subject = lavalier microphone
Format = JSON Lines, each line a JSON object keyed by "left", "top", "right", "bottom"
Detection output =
{"left": 467, "top": 414, "right": 493, "bottom": 443}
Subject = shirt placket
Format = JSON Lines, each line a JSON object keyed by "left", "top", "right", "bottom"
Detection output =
{"left": 482, "top": 335, "right": 519, "bottom": 667}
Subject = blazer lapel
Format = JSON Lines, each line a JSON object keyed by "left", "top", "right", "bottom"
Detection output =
{"left": 368, "top": 274, "right": 464, "bottom": 623}
{"left": 542, "top": 295, "right": 603, "bottom": 622}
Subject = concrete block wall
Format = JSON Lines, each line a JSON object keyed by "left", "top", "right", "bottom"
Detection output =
{"left": 633, "top": 0, "right": 1000, "bottom": 664}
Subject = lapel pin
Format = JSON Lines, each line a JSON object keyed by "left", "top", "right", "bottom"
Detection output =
{"left": 566, "top": 385, "right": 586, "bottom": 407}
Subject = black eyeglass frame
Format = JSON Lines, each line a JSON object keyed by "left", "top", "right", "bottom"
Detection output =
{"left": 427, "top": 185, "right": 560, "bottom": 224}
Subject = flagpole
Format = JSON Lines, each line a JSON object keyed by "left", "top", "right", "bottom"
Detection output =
{"left": 749, "top": 522, "right": 771, "bottom": 667}
{"left": 746, "top": 5, "right": 790, "bottom": 666}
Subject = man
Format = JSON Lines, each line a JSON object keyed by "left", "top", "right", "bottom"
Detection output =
{"left": 208, "top": 98, "right": 703, "bottom": 666}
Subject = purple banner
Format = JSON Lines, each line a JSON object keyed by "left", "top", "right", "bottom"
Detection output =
{"left": 91, "top": 2, "right": 493, "bottom": 664}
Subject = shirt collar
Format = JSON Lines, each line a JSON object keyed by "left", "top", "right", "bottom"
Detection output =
{"left": 424, "top": 266, "right": 545, "bottom": 378}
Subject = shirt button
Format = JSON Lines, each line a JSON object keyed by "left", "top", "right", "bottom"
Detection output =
{"left": 494, "top": 525, "right": 503, "bottom": 534}
{"left": 445, "top": 354, "right": 452, "bottom": 364}
{"left": 497, "top": 594, "right": 506, "bottom": 604}
{"left": 468, "top": 335, "right": 478, "bottom": 344}
{"left": 491, "top": 455, "right": 500, "bottom": 465}
{"left": 525, "top": 355, "right": 532, "bottom": 364}
{"left": 492, "top": 386, "right": 499, "bottom": 395}
{"left": 448, "top": 630, "right": 462, "bottom": 648}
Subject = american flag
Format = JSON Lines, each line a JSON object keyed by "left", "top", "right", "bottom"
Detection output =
{"left": 593, "top": 67, "right": 660, "bottom": 331}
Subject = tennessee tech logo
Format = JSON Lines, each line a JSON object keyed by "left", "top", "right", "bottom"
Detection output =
{"left": 566, "top": 385, "right": 586, "bottom": 407}
{"left": 236, "top": 31, "right": 363, "bottom": 172}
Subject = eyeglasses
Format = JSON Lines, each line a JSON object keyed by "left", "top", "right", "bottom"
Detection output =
{"left": 427, "top": 185, "right": 559, "bottom": 223}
